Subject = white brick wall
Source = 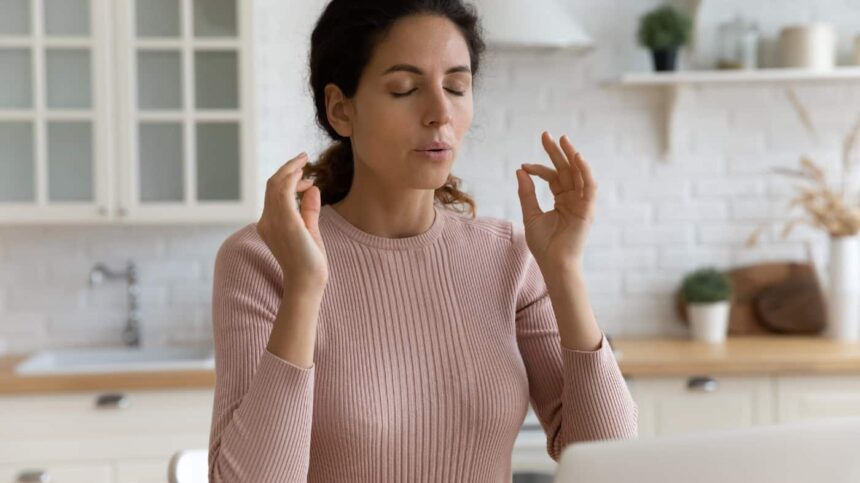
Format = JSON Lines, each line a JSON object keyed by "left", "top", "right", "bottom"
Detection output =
{"left": 2, "top": 0, "right": 860, "bottom": 353}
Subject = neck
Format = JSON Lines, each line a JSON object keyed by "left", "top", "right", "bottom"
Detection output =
{"left": 330, "top": 190, "right": 437, "bottom": 239}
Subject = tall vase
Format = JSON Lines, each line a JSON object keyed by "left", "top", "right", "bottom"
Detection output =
{"left": 825, "top": 235, "right": 860, "bottom": 341}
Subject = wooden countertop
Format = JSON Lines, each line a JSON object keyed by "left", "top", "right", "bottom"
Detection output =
{"left": 3, "top": 335, "right": 860, "bottom": 394}
{"left": 0, "top": 353, "right": 215, "bottom": 395}
{"left": 612, "top": 335, "right": 860, "bottom": 377}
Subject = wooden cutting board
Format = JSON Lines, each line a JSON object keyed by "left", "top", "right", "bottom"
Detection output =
{"left": 674, "top": 261, "right": 826, "bottom": 335}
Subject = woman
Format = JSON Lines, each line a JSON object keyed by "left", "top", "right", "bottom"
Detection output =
{"left": 207, "top": 1, "right": 637, "bottom": 481}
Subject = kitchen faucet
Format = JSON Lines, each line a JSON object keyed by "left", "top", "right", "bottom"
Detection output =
{"left": 88, "top": 260, "right": 141, "bottom": 348}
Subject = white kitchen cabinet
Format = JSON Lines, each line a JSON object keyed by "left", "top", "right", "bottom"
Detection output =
{"left": 0, "top": 388, "right": 213, "bottom": 483}
{"left": 0, "top": 461, "right": 112, "bottom": 483}
{"left": 114, "top": 458, "right": 175, "bottom": 483}
{"left": 775, "top": 375, "right": 860, "bottom": 423}
{"left": 628, "top": 373, "right": 860, "bottom": 438}
{"left": 629, "top": 375, "right": 775, "bottom": 437}
{"left": 0, "top": 0, "right": 257, "bottom": 225}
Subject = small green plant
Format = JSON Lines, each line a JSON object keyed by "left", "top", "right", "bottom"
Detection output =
{"left": 637, "top": 5, "right": 693, "bottom": 51}
{"left": 680, "top": 267, "right": 732, "bottom": 304}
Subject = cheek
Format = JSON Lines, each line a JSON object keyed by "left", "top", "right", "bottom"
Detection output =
{"left": 454, "top": 102, "right": 474, "bottom": 136}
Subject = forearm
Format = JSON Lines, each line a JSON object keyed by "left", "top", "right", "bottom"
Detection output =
{"left": 266, "top": 286, "right": 324, "bottom": 368}
{"left": 543, "top": 265, "right": 603, "bottom": 352}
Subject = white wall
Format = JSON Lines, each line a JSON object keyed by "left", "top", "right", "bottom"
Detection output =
{"left": 2, "top": 0, "right": 860, "bottom": 354}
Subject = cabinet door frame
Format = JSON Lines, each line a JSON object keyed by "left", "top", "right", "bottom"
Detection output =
{"left": 629, "top": 375, "right": 776, "bottom": 438}
{"left": 114, "top": 0, "right": 258, "bottom": 224}
{"left": 775, "top": 374, "right": 860, "bottom": 423}
{"left": 0, "top": 0, "right": 114, "bottom": 224}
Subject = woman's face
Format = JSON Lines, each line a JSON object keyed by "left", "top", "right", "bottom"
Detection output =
{"left": 329, "top": 14, "right": 474, "bottom": 192}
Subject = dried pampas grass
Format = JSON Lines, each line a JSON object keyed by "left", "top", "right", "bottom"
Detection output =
{"left": 746, "top": 87, "right": 860, "bottom": 247}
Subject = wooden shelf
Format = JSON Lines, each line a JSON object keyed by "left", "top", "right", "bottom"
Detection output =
{"left": 610, "top": 67, "right": 860, "bottom": 161}
{"left": 618, "top": 66, "right": 860, "bottom": 86}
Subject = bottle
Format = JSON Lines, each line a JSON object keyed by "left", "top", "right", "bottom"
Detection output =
{"left": 740, "top": 20, "right": 760, "bottom": 69}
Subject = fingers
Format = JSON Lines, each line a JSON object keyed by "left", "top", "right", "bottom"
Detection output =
{"left": 559, "top": 135, "right": 586, "bottom": 194}
{"left": 296, "top": 178, "right": 315, "bottom": 192}
{"left": 541, "top": 132, "right": 575, "bottom": 191}
{"left": 521, "top": 163, "right": 563, "bottom": 195}
{"left": 282, "top": 165, "right": 309, "bottom": 210}
{"left": 300, "top": 185, "right": 322, "bottom": 242}
{"left": 272, "top": 152, "right": 309, "bottom": 182}
{"left": 516, "top": 168, "right": 543, "bottom": 224}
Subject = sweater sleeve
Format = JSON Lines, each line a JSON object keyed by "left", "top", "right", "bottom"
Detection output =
{"left": 511, "top": 224, "right": 638, "bottom": 462}
{"left": 208, "top": 225, "right": 316, "bottom": 482}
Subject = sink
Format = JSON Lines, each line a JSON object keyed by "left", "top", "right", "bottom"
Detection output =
{"left": 14, "top": 345, "right": 215, "bottom": 375}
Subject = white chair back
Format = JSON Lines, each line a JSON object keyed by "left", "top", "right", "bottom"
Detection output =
{"left": 167, "top": 449, "right": 208, "bottom": 483}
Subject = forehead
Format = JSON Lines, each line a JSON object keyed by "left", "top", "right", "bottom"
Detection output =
{"left": 367, "top": 14, "right": 471, "bottom": 74}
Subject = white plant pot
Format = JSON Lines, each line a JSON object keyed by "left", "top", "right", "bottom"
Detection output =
{"left": 688, "top": 300, "right": 731, "bottom": 343}
{"left": 825, "top": 235, "right": 860, "bottom": 341}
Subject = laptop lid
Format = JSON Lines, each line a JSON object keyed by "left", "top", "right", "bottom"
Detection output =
{"left": 554, "top": 417, "right": 860, "bottom": 483}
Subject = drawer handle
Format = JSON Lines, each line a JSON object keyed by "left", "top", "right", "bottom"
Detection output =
{"left": 95, "top": 392, "right": 130, "bottom": 409}
{"left": 16, "top": 469, "right": 51, "bottom": 482}
{"left": 687, "top": 376, "right": 718, "bottom": 392}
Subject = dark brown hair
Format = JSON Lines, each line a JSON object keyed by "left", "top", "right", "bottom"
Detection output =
{"left": 303, "top": 0, "right": 485, "bottom": 217}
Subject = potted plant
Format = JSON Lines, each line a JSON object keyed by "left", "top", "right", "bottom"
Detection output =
{"left": 680, "top": 267, "right": 733, "bottom": 343}
{"left": 637, "top": 4, "right": 693, "bottom": 72}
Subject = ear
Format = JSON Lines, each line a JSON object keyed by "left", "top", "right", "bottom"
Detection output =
{"left": 325, "top": 83, "right": 353, "bottom": 138}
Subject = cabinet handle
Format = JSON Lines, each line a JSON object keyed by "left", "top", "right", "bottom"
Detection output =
{"left": 16, "top": 470, "right": 51, "bottom": 482}
{"left": 118, "top": 207, "right": 128, "bottom": 217}
{"left": 98, "top": 206, "right": 108, "bottom": 216}
{"left": 95, "top": 392, "right": 130, "bottom": 409}
{"left": 687, "top": 376, "right": 718, "bottom": 392}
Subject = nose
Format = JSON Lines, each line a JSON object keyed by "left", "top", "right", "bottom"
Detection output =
{"left": 423, "top": 86, "right": 453, "bottom": 127}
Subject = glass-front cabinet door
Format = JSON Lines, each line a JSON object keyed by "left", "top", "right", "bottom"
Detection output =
{"left": 0, "top": 0, "right": 112, "bottom": 223}
{"left": 116, "top": 0, "right": 256, "bottom": 223}
{"left": 0, "top": 0, "right": 255, "bottom": 224}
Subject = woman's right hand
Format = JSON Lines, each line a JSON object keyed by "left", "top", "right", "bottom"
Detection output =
{"left": 256, "top": 152, "right": 329, "bottom": 294}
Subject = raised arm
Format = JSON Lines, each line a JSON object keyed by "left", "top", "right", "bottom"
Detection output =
{"left": 209, "top": 151, "right": 329, "bottom": 481}
{"left": 512, "top": 225, "right": 638, "bottom": 462}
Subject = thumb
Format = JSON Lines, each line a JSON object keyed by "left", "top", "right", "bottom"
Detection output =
{"left": 300, "top": 186, "right": 323, "bottom": 245}
{"left": 516, "top": 169, "right": 543, "bottom": 224}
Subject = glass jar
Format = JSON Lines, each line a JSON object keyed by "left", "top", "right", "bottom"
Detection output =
{"left": 717, "top": 14, "right": 759, "bottom": 69}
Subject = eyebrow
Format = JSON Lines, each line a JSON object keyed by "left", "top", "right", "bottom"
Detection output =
{"left": 382, "top": 64, "right": 472, "bottom": 76}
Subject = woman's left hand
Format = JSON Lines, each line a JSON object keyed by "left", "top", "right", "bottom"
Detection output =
{"left": 515, "top": 131, "right": 597, "bottom": 273}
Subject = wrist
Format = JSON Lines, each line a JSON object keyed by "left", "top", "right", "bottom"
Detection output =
{"left": 541, "top": 263, "right": 584, "bottom": 287}
{"left": 283, "top": 277, "right": 326, "bottom": 297}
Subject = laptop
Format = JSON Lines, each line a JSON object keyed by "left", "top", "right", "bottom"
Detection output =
{"left": 554, "top": 417, "right": 860, "bottom": 483}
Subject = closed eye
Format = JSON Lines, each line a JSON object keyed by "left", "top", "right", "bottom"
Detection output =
{"left": 392, "top": 88, "right": 466, "bottom": 98}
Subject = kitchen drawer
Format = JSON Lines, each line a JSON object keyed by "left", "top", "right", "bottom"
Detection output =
{"left": 629, "top": 375, "right": 774, "bottom": 437}
{"left": 776, "top": 374, "right": 860, "bottom": 423}
{"left": 0, "top": 431, "right": 209, "bottom": 464}
{"left": 0, "top": 461, "right": 111, "bottom": 483}
{"left": 0, "top": 389, "right": 212, "bottom": 464}
{"left": 0, "top": 388, "right": 214, "bottom": 439}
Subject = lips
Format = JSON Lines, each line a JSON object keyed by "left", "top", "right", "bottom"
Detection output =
{"left": 416, "top": 141, "right": 452, "bottom": 152}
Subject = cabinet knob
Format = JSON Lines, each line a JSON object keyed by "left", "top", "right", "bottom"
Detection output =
{"left": 98, "top": 206, "right": 108, "bottom": 216}
{"left": 16, "top": 470, "right": 50, "bottom": 482}
{"left": 118, "top": 207, "right": 128, "bottom": 217}
{"left": 95, "top": 392, "right": 130, "bottom": 409}
{"left": 687, "top": 376, "right": 718, "bottom": 392}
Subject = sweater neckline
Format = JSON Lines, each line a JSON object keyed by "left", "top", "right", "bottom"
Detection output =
{"left": 320, "top": 203, "right": 446, "bottom": 250}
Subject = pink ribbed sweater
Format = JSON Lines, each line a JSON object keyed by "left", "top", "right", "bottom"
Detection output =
{"left": 208, "top": 203, "right": 638, "bottom": 482}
